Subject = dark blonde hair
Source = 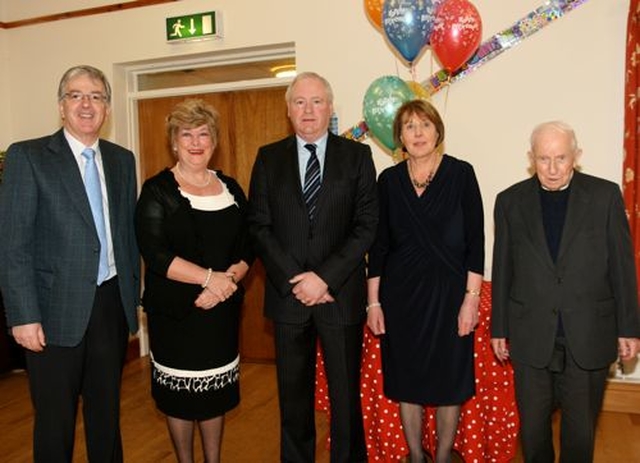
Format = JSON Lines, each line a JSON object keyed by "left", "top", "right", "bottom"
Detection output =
{"left": 166, "top": 99, "right": 220, "bottom": 155}
{"left": 392, "top": 100, "right": 445, "bottom": 150}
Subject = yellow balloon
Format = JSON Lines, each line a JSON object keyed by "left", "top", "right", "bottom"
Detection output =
{"left": 406, "top": 80, "right": 431, "bottom": 100}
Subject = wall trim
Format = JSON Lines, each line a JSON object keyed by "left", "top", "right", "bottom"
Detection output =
{"left": 0, "top": 0, "right": 178, "bottom": 29}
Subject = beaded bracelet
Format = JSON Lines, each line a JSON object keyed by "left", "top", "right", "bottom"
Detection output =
{"left": 202, "top": 268, "right": 213, "bottom": 288}
{"left": 366, "top": 302, "right": 381, "bottom": 313}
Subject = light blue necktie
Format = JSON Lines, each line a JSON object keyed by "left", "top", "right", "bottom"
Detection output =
{"left": 81, "top": 148, "right": 109, "bottom": 284}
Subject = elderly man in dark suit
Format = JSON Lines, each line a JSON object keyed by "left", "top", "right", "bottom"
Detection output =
{"left": 491, "top": 121, "right": 640, "bottom": 463}
{"left": 0, "top": 65, "right": 139, "bottom": 462}
{"left": 248, "top": 72, "right": 378, "bottom": 462}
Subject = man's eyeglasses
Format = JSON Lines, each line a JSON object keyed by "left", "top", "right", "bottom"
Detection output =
{"left": 63, "top": 92, "right": 108, "bottom": 104}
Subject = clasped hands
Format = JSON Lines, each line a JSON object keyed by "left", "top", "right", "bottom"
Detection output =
{"left": 290, "top": 271, "right": 334, "bottom": 306}
{"left": 195, "top": 272, "right": 237, "bottom": 310}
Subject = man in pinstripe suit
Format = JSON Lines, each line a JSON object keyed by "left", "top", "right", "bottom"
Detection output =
{"left": 0, "top": 65, "right": 139, "bottom": 462}
{"left": 249, "top": 72, "right": 378, "bottom": 462}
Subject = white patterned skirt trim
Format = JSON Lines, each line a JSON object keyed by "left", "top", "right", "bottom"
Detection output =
{"left": 151, "top": 352, "right": 240, "bottom": 393}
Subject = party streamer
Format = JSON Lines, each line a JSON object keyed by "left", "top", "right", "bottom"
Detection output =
{"left": 343, "top": 0, "right": 590, "bottom": 141}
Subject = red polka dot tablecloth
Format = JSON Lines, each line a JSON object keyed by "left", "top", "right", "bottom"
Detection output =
{"left": 315, "top": 281, "right": 519, "bottom": 462}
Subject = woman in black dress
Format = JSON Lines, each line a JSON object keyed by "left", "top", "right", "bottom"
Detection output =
{"left": 367, "top": 100, "right": 484, "bottom": 463}
{"left": 135, "top": 99, "right": 252, "bottom": 462}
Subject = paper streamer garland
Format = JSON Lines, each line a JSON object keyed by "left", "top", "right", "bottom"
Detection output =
{"left": 343, "top": 0, "right": 590, "bottom": 142}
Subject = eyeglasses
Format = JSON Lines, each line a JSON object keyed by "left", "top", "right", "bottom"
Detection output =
{"left": 63, "top": 92, "right": 108, "bottom": 104}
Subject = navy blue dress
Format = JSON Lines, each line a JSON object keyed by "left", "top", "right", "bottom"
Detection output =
{"left": 368, "top": 155, "right": 484, "bottom": 405}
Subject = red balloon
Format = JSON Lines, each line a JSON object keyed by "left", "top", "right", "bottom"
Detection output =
{"left": 430, "top": 0, "right": 482, "bottom": 73}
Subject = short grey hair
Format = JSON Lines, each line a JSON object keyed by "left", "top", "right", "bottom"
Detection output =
{"left": 530, "top": 120, "right": 578, "bottom": 152}
{"left": 284, "top": 71, "right": 334, "bottom": 104}
{"left": 57, "top": 65, "right": 112, "bottom": 103}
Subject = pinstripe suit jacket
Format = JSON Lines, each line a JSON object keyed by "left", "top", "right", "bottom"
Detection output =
{"left": 248, "top": 132, "right": 378, "bottom": 325}
{"left": 0, "top": 129, "right": 140, "bottom": 347}
{"left": 491, "top": 171, "right": 640, "bottom": 369}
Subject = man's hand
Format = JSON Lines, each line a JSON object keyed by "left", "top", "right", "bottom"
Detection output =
{"left": 290, "top": 272, "right": 334, "bottom": 306}
{"left": 491, "top": 338, "right": 510, "bottom": 364}
{"left": 618, "top": 337, "right": 640, "bottom": 361}
{"left": 12, "top": 323, "right": 46, "bottom": 352}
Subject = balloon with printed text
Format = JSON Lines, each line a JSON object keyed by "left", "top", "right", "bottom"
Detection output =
{"left": 363, "top": 76, "right": 415, "bottom": 151}
{"left": 430, "top": 0, "right": 483, "bottom": 73}
{"left": 382, "top": 0, "right": 442, "bottom": 66}
{"left": 364, "top": 0, "right": 384, "bottom": 30}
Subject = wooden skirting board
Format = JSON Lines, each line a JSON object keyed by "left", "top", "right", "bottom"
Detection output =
{"left": 602, "top": 379, "right": 640, "bottom": 413}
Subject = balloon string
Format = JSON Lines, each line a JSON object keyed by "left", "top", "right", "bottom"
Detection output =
{"left": 410, "top": 64, "right": 417, "bottom": 82}
{"left": 442, "top": 75, "right": 451, "bottom": 116}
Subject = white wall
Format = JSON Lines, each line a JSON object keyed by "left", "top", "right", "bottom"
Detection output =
{"left": 0, "top": 0, "right": 630, "bottom": 274}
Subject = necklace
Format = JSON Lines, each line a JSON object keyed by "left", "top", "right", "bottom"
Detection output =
{"left": 407, "top": 157, "right": 437, "bottom": 189}
{"left": 175, "top": 162, "right": 211, "bottom": 188}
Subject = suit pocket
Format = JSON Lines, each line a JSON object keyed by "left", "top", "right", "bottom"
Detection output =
{"left": 35, "top": 268, "right": 54, "bottom": 289}
{"left": 509, "top": 298, "right": 527, "bottom": 319}
{"left": 596, "top": 298, "right": 615, "bottom": 317}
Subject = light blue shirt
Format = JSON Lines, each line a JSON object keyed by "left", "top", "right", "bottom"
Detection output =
{"left": 297, "top": 134, "right": 328, "bottom": 187}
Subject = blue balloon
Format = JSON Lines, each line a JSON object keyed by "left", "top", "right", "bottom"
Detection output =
{"left": 363, "top": 76, "right": 415, "bottom": 151}
{"left": 383, "top": 0, "right": 439, "bottom": 64}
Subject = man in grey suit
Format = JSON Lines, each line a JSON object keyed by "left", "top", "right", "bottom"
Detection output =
{"left": 491, "top": 121, "right": 640, "bottom": 462}
{"left": 0, "top": 65, "right": 139, "bottom": 462}
{"left": 248, "top": 72, "right": 378, "bottom": 462}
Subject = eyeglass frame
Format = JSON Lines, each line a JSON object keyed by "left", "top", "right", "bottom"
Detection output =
{"left": 62, "top": 91, "right": 109, "bottom": 104}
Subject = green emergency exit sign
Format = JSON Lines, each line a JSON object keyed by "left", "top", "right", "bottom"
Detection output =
{"left": 166, "top": 12, "right": 222, "bottom": 42}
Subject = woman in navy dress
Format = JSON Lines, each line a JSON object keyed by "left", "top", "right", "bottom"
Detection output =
{"left": 367, "top": 100, "right": 484, "bottom": 463}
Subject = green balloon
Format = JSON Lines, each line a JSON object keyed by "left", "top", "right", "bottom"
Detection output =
{"left": 363, "top": 76, "right": 414, "bottom": 151}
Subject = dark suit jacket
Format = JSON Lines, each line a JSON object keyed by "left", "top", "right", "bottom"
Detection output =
{"left": 0, "top": 129, "right": 140, "bottom": 347}
{"left": 248, "top": 132, "right": 378, "bottom": 325}
{"left": 491, "top": 171, "right": 640, "bottom": 369}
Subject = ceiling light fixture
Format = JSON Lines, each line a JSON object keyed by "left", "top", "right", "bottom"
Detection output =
{"left": 271, "top": 64, "right": 297, "bottom": 79}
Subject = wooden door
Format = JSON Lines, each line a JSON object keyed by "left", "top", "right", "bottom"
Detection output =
{"left": 137, "top": 87, "right": 292, "bottom": 362}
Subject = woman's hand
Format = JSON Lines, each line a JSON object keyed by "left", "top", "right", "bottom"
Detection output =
{"left": 457, "top": 296, "right": 479, "bottom": 336}
{"left": 367, "top": 305, "right": 386, "bottom": 336}
{"left": 194, "top": 272, "right": 237, "bottom": 310}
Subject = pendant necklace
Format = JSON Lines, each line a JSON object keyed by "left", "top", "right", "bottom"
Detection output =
{"left": 176, "top": 162, "right": 211, "bottom": 188}
{"left": 407, "top": 157, "right": 437, "bottom": 189}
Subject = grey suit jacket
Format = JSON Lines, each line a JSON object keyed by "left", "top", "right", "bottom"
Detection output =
{"left": 0, "top": 129, "right": 140, "bottom": 347}
{"left": 491, "top": 171, "right": 640, "bottom": 369}
{"left": 248, "top": 132, "right": 378, "bottom": 325}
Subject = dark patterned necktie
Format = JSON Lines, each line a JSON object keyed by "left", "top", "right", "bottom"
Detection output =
{"left": 302, "top": 143, "right": 321, "bottom": 220}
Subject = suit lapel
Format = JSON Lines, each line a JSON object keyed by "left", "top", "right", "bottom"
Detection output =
{"left": 556, "top": 171, "right": 590, "bottom": 263}
{"left": 518, "top": 177, "right": 556, "bottom": 270}
{"left": 100, "top": 141, "right": 120, "bottom": 233}
{"left": 284, "top": 136, "right": 307, "bottom": 210}
{"left": 48, "top": 131, "right": 96, "bottom": 230}
{"left": 314, "top": 133, "right": 339, "bottom": 219}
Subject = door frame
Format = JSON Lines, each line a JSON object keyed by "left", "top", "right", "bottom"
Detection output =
{"left": 113, "top": 43, "right": 295, "bottom": 356}
{"left": 112, "top": 42, "right": 295, "bottom": 184}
